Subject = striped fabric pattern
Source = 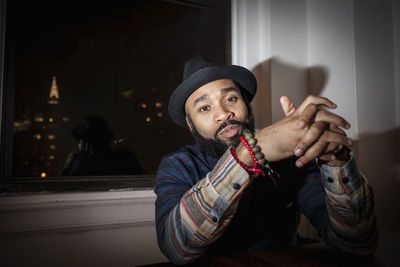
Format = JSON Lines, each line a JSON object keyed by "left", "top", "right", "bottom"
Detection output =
{"left": 318, "top": 155, "right": 377, "bottom": 254}
{"left": 155, "top": 144, "right": 377, "bottom": 265}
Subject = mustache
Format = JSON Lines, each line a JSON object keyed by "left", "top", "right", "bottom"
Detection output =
{"left": 214, "top": 120, "right": 246, "bottom": 139}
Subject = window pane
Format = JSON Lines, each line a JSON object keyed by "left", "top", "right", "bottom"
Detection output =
{"left": 6, "top": 0, "right": 230, "bottom": 178}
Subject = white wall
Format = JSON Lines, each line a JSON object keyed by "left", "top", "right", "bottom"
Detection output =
{"left": 353, "top": 0, "right": 400, "bottom": 240}
{"left": 354, "top": 0, "right": 396, "bottom": 136}
{"left": 307, "top": 0, "right": 358, "bottom": 138}
{"left": 232, "top": 0, "right": 309, "bottom": 128}
{"left": 232, "top": 0, "right": 400, "bottom": 243}
{"left": 232, "top": 0, "right": 272, "bottom": 128}
{"left": 270, "top": 0, "right": 309, "bottom": 124}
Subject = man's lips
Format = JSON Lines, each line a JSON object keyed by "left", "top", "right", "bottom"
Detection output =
{"left": 217, "top": 124, "right": 241, "bottom": 138}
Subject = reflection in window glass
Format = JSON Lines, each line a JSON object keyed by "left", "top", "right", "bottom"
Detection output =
{"left": 7, "top": 0, "right": 230, "bottom": 178}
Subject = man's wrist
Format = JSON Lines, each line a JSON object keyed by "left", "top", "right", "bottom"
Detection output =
{"left": 319, "top": 146, "right": 351, "bottom": 167}
{"left": 235, "top": 143, "right": 253, "bottom": 166}
{"left": 318, "top": 152, "right": 362, "bottom": 195}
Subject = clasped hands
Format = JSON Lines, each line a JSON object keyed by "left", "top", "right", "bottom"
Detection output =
{"left": 252, "top": 95, "right": 352, "bottom": 168}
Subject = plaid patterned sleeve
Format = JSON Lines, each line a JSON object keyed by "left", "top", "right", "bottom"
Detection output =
{"left": 299, "top": 153, "right": 377, "bottom": 255}
{"left": 155, "top": 148, "right": 251, "bottom": 265}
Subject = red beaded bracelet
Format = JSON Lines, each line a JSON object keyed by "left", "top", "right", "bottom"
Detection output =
{"left": 231, "top": 138, "right": 265, "bottom": 177}
{"left": 232, "top": 129, "right": 280, "bottom": 185}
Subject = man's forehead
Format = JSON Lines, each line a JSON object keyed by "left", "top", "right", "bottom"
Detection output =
{"left": 188, "top": 79, "right": 239, "bottom": 100}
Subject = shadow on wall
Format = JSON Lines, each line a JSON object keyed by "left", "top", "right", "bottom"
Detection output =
{"left": 356, "top": 127, "right": 400, "bottom": 237}
{"left": 251, "top": 57, "right": 329, "bottom": 129}
{"left": 250, "top": 57, "right": 329, "bottom": 240}
{"left": 249, "top": 56, "right": 400, "bottom": 243}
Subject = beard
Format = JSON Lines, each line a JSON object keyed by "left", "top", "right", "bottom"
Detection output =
{"left": 187, "top": 108, "right": 255, "bottom": 159}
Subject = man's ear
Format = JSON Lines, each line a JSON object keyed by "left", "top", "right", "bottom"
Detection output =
{"left": 185, "top": 114, "right": 193, "bottom": 133}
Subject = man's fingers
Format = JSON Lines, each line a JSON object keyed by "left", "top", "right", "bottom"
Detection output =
{"left": 319, "top": 154, "right": 334, "bottom": 161}
{"left": 320, "top": 130, "right": 352, "bottom": 145}
{"left": 329, "top": 123, "right": 346, "bottom": 134}
{"left": 294, "top": 123, "right": 352, "bottom": 157}
{"left": 297, "top": 105, "right": 350, "bottom": 130}
{"left": 294, "top": 121, "right": 327, "bottom": 156}
{"left": 315, "top": 110, "right": 351, "bottom": 129}
{"left": 297, "top": 95, "right": 337, "bottom": 112}
{"left": 297, "top": 103, "right": 318, "bottom": 129}
{"left": 295, "top": 140, "right": 328, "bottom": 167}
{"left": 325, "top": 142, "right": 343, "bottom": 154}
{"left": 295, "top": 130, "right": 352, "bottom": 167}
{"left": 280, "top": 96, "right": 296, "bottom": 117}
{"left": 299, "top": 125, "right": 350, "bottom": 165}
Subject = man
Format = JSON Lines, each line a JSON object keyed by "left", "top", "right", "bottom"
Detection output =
{"left": 61, "top": 116, "right": 141, "bottom": 176}
{"left": 155, "top": 56, "right": 377, "bottom": 265}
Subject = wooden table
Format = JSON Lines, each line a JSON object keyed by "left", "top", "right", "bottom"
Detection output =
{"left": 141, "top": 242, "right": 392, "bottom": 266}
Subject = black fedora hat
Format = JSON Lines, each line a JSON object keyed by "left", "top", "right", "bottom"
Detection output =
{"left": 168, "top": 56, "right": 257, "bottom": 127}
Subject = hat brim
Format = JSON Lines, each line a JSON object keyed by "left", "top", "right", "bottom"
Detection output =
{"left": 168, "top": 65, "right": 257, "bottom": 128}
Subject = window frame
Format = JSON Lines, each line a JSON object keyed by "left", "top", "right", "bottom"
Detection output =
{"left": 0, "top": 0, "right": 231, "bottom": 193}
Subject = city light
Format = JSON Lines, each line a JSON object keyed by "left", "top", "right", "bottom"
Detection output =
{"left": 155, "top": 102, "right": 162, "bottom": 108}
{"left": 121, "top": 89, "right": 134, "bottom": 99}
{"left": 145, "top": 117, "right": 151, "bottom": 122}
{"left": 41, "top": 172, "right": 47, "bottom": 178}
{"left": 140, "top": 103, "right": 147, "bottom": 109}
{"left": 62, "top": 116, "right": 70, "bottom": 122}
{"left": 34, "top": 117, "right": 44, "bottom": 122}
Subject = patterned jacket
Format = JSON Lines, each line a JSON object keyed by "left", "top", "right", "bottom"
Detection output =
{"left": 154, "top": 144, "right": 377, "bottom": 264}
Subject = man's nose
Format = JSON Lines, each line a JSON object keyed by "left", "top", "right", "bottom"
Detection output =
{"left": 215, "top": 106, "right": 234, "bottom": 122}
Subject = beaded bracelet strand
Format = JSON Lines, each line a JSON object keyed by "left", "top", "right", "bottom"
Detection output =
{"left": 231, "top": 146, "right": 265, "bottom": 177}
{"left": 233, "top": 129, "right": 279, "bottom": 185}
{"left": 242, "top": 129, "right": 280, "bottom": 180}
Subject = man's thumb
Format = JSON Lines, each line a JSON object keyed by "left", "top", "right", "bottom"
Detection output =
{"left": 280, "top": 96, "right": 296, "bottom": 117}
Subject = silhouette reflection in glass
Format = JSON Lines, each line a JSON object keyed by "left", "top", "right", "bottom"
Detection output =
{"left": 61, "top": 116, "right": 142, "bottom": 176}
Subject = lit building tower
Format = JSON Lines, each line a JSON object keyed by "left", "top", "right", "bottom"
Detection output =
{"left": 14, "top": 76, "right": 72, "bottom": 178}
{"left": 42, "top": 76, "right": 62, "bottom": 177}
{"left": 30, "top": 76, "right": 70, "bottom": 177}
{"left": 48, "top": 76, "right": 60, "bottom": 105}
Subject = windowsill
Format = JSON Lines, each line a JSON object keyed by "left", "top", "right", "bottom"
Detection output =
{"left": 0, "top": 175, "right": 155, "bottom": 195}
{"left": 0, "top": 188, "right": 156, "bottom": 206}
{"left": 0, "top": 186, "right": 157, "bottom": 238}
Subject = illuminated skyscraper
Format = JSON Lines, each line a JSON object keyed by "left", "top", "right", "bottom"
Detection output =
{"left": 14, "top": 76, "right": 71, "bottom": 177}
{"left": 48, "top": 76, "right": 60, "bottom": 105}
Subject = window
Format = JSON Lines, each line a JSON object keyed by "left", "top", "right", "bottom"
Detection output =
{"left": 0, "top": 0, "right": 231, "bottom": 192}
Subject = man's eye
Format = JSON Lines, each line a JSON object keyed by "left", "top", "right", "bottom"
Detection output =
{"left": 199, "top": 106, "right": 210, "bottom": 112}
{"left": 226, "top": 96, "right": 238, "bottom": 103}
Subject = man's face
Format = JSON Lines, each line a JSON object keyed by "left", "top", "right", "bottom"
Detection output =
{"left": 184, "top": 79, "right": 249, "bottom": 146}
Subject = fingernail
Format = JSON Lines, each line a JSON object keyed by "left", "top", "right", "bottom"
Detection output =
{"left": 347, "top": 138, "right": 353, "bottom": 145}
{"left": 296, "top": 160, "right": 304, "bottom": 168}
{"left": 346, "top": 123, "right": 351, "bottom": 129}
{"left": 298, "top": 120, "right": 305, "bottom": 129}
{"left": 332, "top": 103, "right": 337, "bottom": 108}
{"left": 295, "top": 148, "right": 303, "bottom": 156}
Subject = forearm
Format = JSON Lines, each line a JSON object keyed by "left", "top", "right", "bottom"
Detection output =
{"left": 318, "top": 155, "right": 377, "bottom": 254}
{"left": 160, "top": 149, "right": 252, "bottom": 264}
